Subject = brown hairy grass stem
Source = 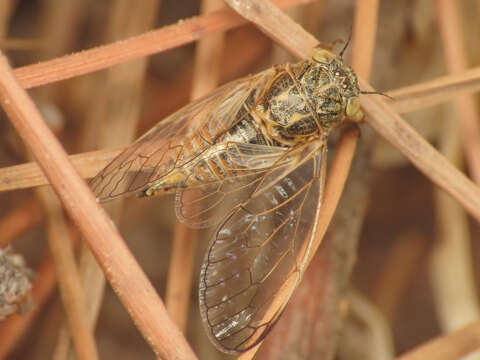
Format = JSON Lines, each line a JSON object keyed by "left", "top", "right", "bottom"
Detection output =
{"left": 435, "top": 0, "right": 480, "bottom": 184}
{"left": 12, "top": 0, "right": 314, "bottom": 90}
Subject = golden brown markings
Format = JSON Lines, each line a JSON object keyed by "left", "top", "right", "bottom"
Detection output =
{"left": 313, "top": 81, "right": 335, "bottom": 101}
{"left": 207, "top": 158, "right": 224, "bottom": 181}
{"left": 199, "top": 124, "right": 214, "bottom": 145}
{"left": 217, "top": 152, "right": 234, "bottom": 178}
{"left": 286, "top": 63, "right": 321, "bottom": 129}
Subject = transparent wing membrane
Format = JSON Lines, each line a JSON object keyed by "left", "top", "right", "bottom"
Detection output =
{"left": 199, "top": 140, "right": 326, "bottom": 353}
{"left": 175, "top": 143, "right": 288, "bottom": 228}
{"left": 90, "top": 69, "right": 274, "bottom": 201}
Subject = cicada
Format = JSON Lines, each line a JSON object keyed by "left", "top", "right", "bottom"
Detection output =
{"left": 90, "top": 46, "right": 363, "bottom": 354}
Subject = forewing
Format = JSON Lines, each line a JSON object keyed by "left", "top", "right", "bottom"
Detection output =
{"left": 175, "top": 142, "right": 288, "bottom": 228}
{"left": 90, "top": 68, "right": 274, "bottom": 201}
{"left": 199, "top": 140, "right": 327, "bottom": 354}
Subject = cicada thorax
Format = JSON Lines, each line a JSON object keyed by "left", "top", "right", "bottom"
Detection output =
{"left": 254, "top": 51, "right": 362, "bottom": 147}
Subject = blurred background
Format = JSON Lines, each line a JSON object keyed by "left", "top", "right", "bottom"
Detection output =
{"left": 0, "top": 0, "right": 479, "bottom": 359}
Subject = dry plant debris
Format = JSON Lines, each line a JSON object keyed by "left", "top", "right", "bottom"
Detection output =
{"left": 0, "top": 247, "right": 31, "bottom": 321}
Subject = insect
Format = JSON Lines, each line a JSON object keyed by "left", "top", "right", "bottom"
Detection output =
{"left": 90, "top": 45, "right": 363, "bottom": 354}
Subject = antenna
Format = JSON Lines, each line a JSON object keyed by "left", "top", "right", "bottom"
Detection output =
{"left": 339, "top": 28, "right": 353, "bottom": 58}
{"left": 360, "top": 90, "right": 394, "bottom": 101}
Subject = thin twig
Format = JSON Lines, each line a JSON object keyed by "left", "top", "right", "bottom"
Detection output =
{"left": 0, "top": 148, "right": 121, "bottom": 192}
{"left": 0, "top": 54, "right": 197, "bottom": 359}
{"left": 13, "top": 0, "right": 314, "bottom": 90}
{"left": 435, "top": 0, "right": 480, "bottom": 184}
{"left": 396, "top": 320, "right": 480, "bottom": 360}
{"left": 360, "top": 79, "right": 480, "bottom": 223}
{"left": 0, "top": 0, "right": 14, "bottom": 39}
{"left": 339, "top": 291, "right": 394, "bottom": 360}
{"left": 351, "top": 0, "right": 379, "bottom": 78}
{"left": 0, "top": 38, "right": 46, "bottom": 51}
{"left": 430, "top": 118, "right": 480, "bottom": 332}
{"left": 430, "top": 0, "right": 480, "bottom": 338}
{"left": 36, "top": 188, "right": 99, "bottom": 360}
{"left": 389, "top": 66, "right": 480, "bottom": 113}
{"left": 0, "top": 199, "right": 42, "bottom": 248}
{"left": 33, "top": 2, "right": 97, "bottom": 358}
{"left": 372, "top": 232, "right": 427, "bottom": 322}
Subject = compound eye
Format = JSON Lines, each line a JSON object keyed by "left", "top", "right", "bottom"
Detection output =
{"left": 346, "top": 97, "right": 363, "bottom": 122}
{"left": 311, "top": 48, "right": 335, "bottom": 64}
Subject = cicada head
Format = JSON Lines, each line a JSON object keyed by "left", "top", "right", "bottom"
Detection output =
{"left": 310, "top": 47, "right": 364, "bottom": 125}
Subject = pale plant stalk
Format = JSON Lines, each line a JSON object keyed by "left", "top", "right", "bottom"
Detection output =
{"left": 435, "top": 0, "right": 480, "bottom": 184}
{"left": 430, "top": 2, "right": 480, "bottom": 359}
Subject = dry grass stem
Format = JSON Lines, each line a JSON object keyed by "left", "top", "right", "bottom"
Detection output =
{"left": 360, "top": 78, "right": 480, "bottom": 223}
{"left": 0, "top": 255, "right": 56, "bottom": 358}
{"left": 342, "top": 291, "right": 394, "bottom": 360}
{"left": 351, "top": 0, "right": 379, "bottom": 78}
{"left": 0, "top": 199, "right": 42, "bottom": 248}
{"left": 0, "top": 54, "right": 196, "bottom": 359}
{"left": 430, "top": 119, "right": 480, "bottom": 333}
{"left": 430, "top": 1, "right": 480, "bottom": 337}
{"left": 0, "top": 148, "right": 121, "bottom": 192}
{"left": 0, "top": 0, "right": 14, "bottom": 39}
{"left": 36, "top": 188, "right": 99, "bottom": 360}
{"left": 389, "top": 66, "right": 480, "bottom": 114}
{"left": 0, "top": 38, "right": 46, "bottom": 51}
{"left": 12, "top": 0, "right": 313, "bottom": 90}
{"left": 396, "top": 320, "right": 480, "bottom": 360}
{"left": 224, "top": 0, "right": 317, "bottom": 60}
{"left": 435, "top": 0, "right": 480, "bottom": 184}
{"left": 373, "top": 232, "right": 426, "bottom": 322}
